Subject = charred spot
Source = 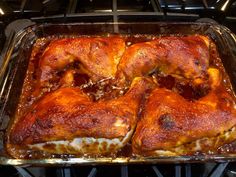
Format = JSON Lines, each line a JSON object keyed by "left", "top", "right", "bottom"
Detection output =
{"left": 92, "top": 118, "right": 99, "bottom": 124}
{"left": 194, "top": 59, "right": 200, "bottom": 66}
{"left": 159, "top": 113, "right": 175, "bottom": 130}
{"left": 73, "top": 61, "right": 81, "bottom": 69}
{"left": 35, "top": 117, "right": 53, "bottom": 129}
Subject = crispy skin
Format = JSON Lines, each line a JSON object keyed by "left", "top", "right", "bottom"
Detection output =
{"left": 39, "top": 36, "right": 125, "bottom": 83}
{"left": 132, "top": 85, "right": 236, "bottom": 155}
{"left": 117, "top": 35, "right": 209, "bottom": 84}
{"left": 7, "top": 35, "right": 236, "bottom": 158}
{"left": 8, "top": 77, "right": 155, "bottom": 157}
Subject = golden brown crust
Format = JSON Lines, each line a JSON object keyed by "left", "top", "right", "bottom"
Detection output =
{"left": 39, "top": 36, "right": 125, "bottom": 83}
{"left": 132, "top": 85, "right": 236, "bottom": 155}
{"left": 116, "top": 35, "right": 210, "bottom": 84}
{"left": 8, "top": 77, "right": 155, "bottom": 146}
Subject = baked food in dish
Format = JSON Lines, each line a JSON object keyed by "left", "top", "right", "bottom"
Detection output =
{"left": 33, "top": 37, "right": 126, "bottom": 98}
{"left": 132, "top": 70, "right": 236, "bottom": 156}
{"left": 38, "top": 37, "right": 125, "bottom": 83}
{"left": 116, "top": 35, "right": 210, "bottom": 86}
{"left": 8, "top": 77, "right": 154, "bottom": 158}
{"left": 129, "top": 36, "right": 236, "bottom": 155}
{"left": 6, "top": 35, "right": 236, "bottom": 158}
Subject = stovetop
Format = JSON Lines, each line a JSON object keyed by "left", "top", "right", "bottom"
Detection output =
{"left": 0, "top": 0, "right": 235, "bottom": 24}
{"left": 0, "top": 1, "right": 236, "bottom": 177}
{"left": 0, "top": 0, "right": 235, "bottom": 50}
{"left": 1, "top": 163, "right": 236, "bottom": 177}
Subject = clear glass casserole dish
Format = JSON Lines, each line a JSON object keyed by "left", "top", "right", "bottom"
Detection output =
{"left": 0, "top": 22, "right": 236, "bottom": 166}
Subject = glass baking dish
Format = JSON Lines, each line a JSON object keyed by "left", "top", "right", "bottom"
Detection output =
{"left": 0, "top": 22, "right": 236, "bottom": 166}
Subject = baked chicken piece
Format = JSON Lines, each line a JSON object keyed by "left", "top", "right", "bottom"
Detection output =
{"left": 7, "top": 77, "right": 155, "bottom": 158}
{"left": 39, "top": 36, "right": 125, "bottom": 84}
{"left": 132, "top": 69, "right": 236, "bottom": 156}
{"left": 116, "top": 35, "right": 210, "bottom": 85}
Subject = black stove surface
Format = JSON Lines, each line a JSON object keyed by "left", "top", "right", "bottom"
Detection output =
{"left": 1, "top": 163, "right": 236, "bottom": 177}
{"left": 0, "top": 0, "right": 234, "bottom": 50}
{"left": 0, "top": 1, "right": 236, "bottom": 177}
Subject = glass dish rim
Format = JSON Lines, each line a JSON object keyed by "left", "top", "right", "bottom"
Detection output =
{"left": 0, "top": 21, "right": 236, "bottom": 166}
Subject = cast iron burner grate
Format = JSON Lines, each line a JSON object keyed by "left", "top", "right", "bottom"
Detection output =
{"left": 0, "top": 0, "right": 235, "bottom": 49}
{"left": 0, "top": 0, "right": 235, "bottom": 23}
{"left": 1, "top": 163, "right": 236, "bottom": 177}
